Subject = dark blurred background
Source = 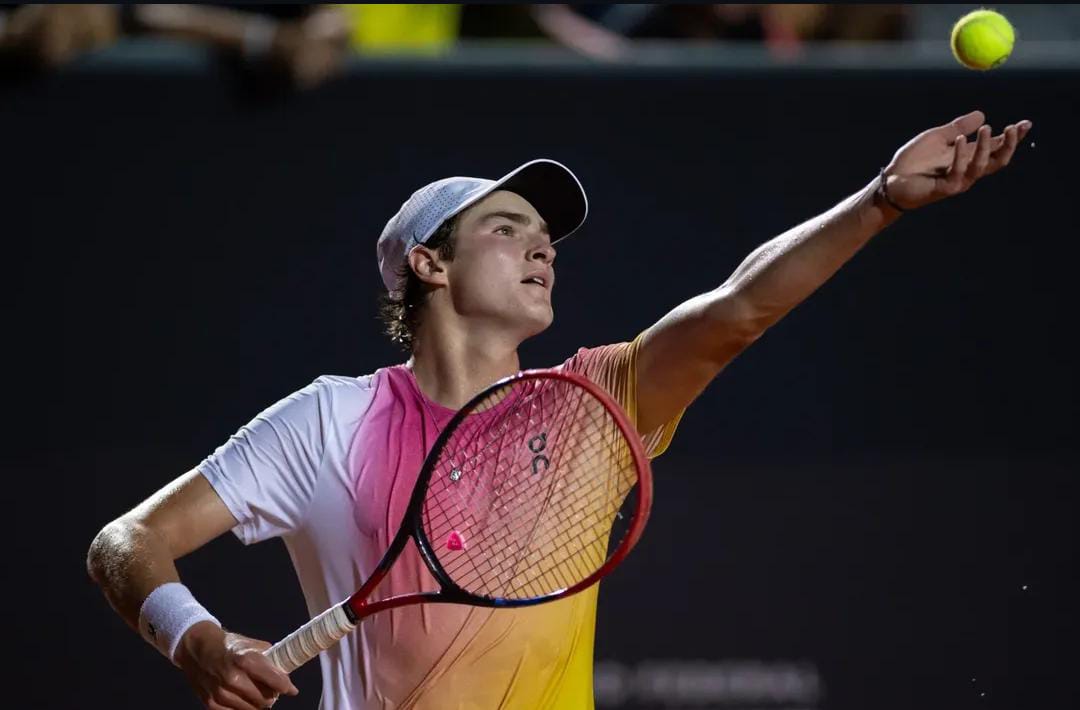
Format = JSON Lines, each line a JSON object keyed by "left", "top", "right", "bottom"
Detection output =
{"left": 4, "top": 4, "right": 1078, "bottom": 710}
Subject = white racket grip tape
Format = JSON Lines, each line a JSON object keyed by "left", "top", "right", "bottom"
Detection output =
{"left": 265, "top": 603, "right": 356, "bottom": 673}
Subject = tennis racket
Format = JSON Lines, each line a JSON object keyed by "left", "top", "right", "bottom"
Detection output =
{"left": 264, "top": 368, "right": 653, "bottom": 673}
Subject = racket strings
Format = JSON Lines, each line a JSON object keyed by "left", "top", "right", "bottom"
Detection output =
{"left": 430, "top": 386, "right": 539, "bottom": 522}
{"left": 489, "top": 448, "right": 635, "bottom": 596}
{"left": 481, "top": 378, "right": 584, "bottom": 592}
{"left": 430, "top": 379, "right": 581, "bottom": 573}
{"left": 423, "top": 379, "right": 557, "bottom": 537}
{"left": 422, "top": 377, "right": 640, "bottom": 601}
{"left": 439, "top": 430, "right": 625, "bottom": 592}
{"left": 423, "top": 380, "right": 567, "bottom": 591}
{"left": 421, "top": 387, "right": 544, "bottom": 545}
{"left": 470, "top": 483, "right": 628, "bottom": 597}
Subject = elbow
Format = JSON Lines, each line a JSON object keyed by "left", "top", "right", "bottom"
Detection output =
{"left": 86, "top": 522, "right": 114, "bottom": 585}
{"left": 86, "top": 518, "right": 133, "bottom": 585}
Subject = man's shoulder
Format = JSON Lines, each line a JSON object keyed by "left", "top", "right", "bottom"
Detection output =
{"left": 310, "top": 372, "right": 380, "bottom": 392}
{"left": 557, "top": 341, "right": 634, "bottom": 371}
{"left": 304, "top": 371, "right": 388, "bottom": 412}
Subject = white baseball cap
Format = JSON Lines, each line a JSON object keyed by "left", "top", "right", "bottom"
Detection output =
{"left": 376, "top": 158, "right": 588, "bottom": 293}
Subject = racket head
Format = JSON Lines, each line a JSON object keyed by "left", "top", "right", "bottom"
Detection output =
{"left": 409, "top": 368, "right": 653, "bottom": 608}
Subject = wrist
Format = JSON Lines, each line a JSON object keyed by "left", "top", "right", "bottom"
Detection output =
{"left": 138, "top": 582, "right": 221, "bottom": 666}
{"left": 849, "top": 175, "right": 901, "bottom": 235}
{"left": 873, "top": 167, "right": 906, "bottom": 217}
{"left": 173, "top": 620, "right": 225, "bottom": 669}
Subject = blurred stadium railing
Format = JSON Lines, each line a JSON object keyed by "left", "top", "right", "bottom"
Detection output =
{"left": 67, "top": 36, "right": 1080, "bottom": 75}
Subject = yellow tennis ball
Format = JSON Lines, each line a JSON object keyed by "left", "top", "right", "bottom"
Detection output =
{"left": 951, "top": 9, "right": 1015, "bottom": 70}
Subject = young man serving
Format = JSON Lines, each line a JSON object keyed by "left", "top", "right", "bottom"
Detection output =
{"left": 88, "top": 110, "right": 1031, "bottom": 710}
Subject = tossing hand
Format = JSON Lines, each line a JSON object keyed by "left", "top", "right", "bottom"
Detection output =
{"left": 881, "top": 110, "right": 1033, "bottom": 211}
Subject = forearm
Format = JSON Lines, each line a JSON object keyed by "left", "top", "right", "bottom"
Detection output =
{"left": 87, "top": 516, "right": 297, "bottom": 704}
{"left": 717, "top": 176, "right": 901, "bottom": 332}
{"left": 86, "top": 518, "right": 182, "bottom": 631}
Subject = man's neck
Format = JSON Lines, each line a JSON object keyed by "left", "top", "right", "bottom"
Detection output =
{"left": 408, "top": 324, "right": 522, "bottom": 410}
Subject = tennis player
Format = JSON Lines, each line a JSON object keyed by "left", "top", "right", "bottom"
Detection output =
{"left": 88, "top": 110, "right": 1030, "bottom": 710}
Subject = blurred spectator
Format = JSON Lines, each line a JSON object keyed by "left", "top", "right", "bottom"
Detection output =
{"left": 531, "top": 4, "right": 910, "bottom": 60}
{"left": 1, "top": 4, "right": 469, "bottom": 92}
{"left": 129, "top": 4, "right": 350, "bottom": 92}
{"left": 0, "top": 4, "right": 350, "bottom": 91}
{"left": 0, "top": 4, "right": 121, "bottom": 69}
{"left": 131, "top": 5, "right": 468, "bottom": 84}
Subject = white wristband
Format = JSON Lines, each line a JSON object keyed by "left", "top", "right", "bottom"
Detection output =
{"left": 138, "top": 582, "right": 221, "bottom": 665}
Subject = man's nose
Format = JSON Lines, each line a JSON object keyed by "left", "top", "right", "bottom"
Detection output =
{"left": 530, "top": 242, "right": 556, "bottom": 264}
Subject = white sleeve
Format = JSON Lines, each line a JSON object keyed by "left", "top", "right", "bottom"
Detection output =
{"left": 198, "top": 377, "right": 334, "bottom": 544}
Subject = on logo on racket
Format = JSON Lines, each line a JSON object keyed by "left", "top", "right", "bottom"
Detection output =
{"left": 529, "top": 432, "right": 549, "bottom": 475}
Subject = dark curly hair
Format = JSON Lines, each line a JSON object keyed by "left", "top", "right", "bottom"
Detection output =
{"left": 378, "top": 215, "right": 459, "bottom": 351}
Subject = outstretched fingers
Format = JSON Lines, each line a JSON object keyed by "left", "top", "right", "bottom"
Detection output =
{"left": 942, "top": 133, "right": 970, "bottom": 194}
{"left": 965, "top": 125, "right": 994, "bottom": 181}
{"left": 987, "top": 120, "right": 1033, "bottom": 174}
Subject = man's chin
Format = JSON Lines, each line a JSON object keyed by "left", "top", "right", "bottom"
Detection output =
{"left": 518, "top": 309, "right": 554, "bottom": 340}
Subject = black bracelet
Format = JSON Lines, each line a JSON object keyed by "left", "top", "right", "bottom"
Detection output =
{"left": 877, "top": 166, "right": 905, "bottom": 213}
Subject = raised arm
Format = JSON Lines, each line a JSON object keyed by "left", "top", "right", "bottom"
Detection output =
{"left": 87, "top": 470, "right": 298, "bottom": 709}
{"left": 635, "top": 111, "right": 1032, "bottom": 434}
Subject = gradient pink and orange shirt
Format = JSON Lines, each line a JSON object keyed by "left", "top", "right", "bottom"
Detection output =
{"left": 200, "top": 337, "right": 681, "bottom": 709}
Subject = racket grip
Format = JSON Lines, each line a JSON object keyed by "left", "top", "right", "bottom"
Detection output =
{"left": 264, "top": 603, "right": 356, "bottom": 673}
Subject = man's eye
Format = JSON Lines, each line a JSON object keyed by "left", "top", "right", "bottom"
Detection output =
{"left": 496, "top": 225, "right": 514, "bottom": 236}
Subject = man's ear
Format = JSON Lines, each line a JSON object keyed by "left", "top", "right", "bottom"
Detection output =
{"left": 407, "top": 245, "right": 448, "bottom": 287}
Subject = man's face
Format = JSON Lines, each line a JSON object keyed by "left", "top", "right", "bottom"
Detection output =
{"left": 443, "top": 190, "right": 556, "bottom": 340}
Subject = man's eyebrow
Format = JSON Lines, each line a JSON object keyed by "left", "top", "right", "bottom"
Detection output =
{"left": 479, "top": 211, "right": 550, "bottom": 235}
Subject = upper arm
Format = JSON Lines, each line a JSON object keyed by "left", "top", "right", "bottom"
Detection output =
{"left": 123, "top": 468, "right": 239, "bottom": 560}
{"left": 636, "top": 287, "right": 762, "bottom": 434}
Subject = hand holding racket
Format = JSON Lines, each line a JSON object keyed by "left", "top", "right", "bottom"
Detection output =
{"left": 265, "top": 369, "right": 653, "bottom": 673}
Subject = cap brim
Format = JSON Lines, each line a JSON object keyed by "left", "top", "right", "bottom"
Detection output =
{"left": 486, "top": 159, "right": 588, "bottom": 244}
